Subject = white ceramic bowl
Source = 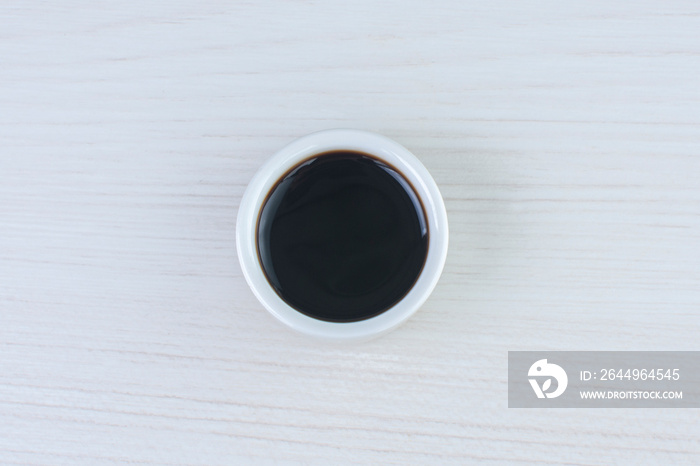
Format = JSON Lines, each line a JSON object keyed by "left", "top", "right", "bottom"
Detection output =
{"left": 236, "top": 129, "right": 449, "bottom": 341}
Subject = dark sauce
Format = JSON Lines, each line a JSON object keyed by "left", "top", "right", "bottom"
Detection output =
{"left": 256, "top": 151, "right": 429, "bottom": 322}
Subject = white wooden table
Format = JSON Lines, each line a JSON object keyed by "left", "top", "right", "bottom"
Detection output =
{"left": 2, "top": 2, "right": 699, "bottom": 464}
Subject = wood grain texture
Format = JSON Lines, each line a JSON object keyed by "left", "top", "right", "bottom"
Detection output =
{"left": 1, "top": 1, "right": 699, "bottom": 464}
